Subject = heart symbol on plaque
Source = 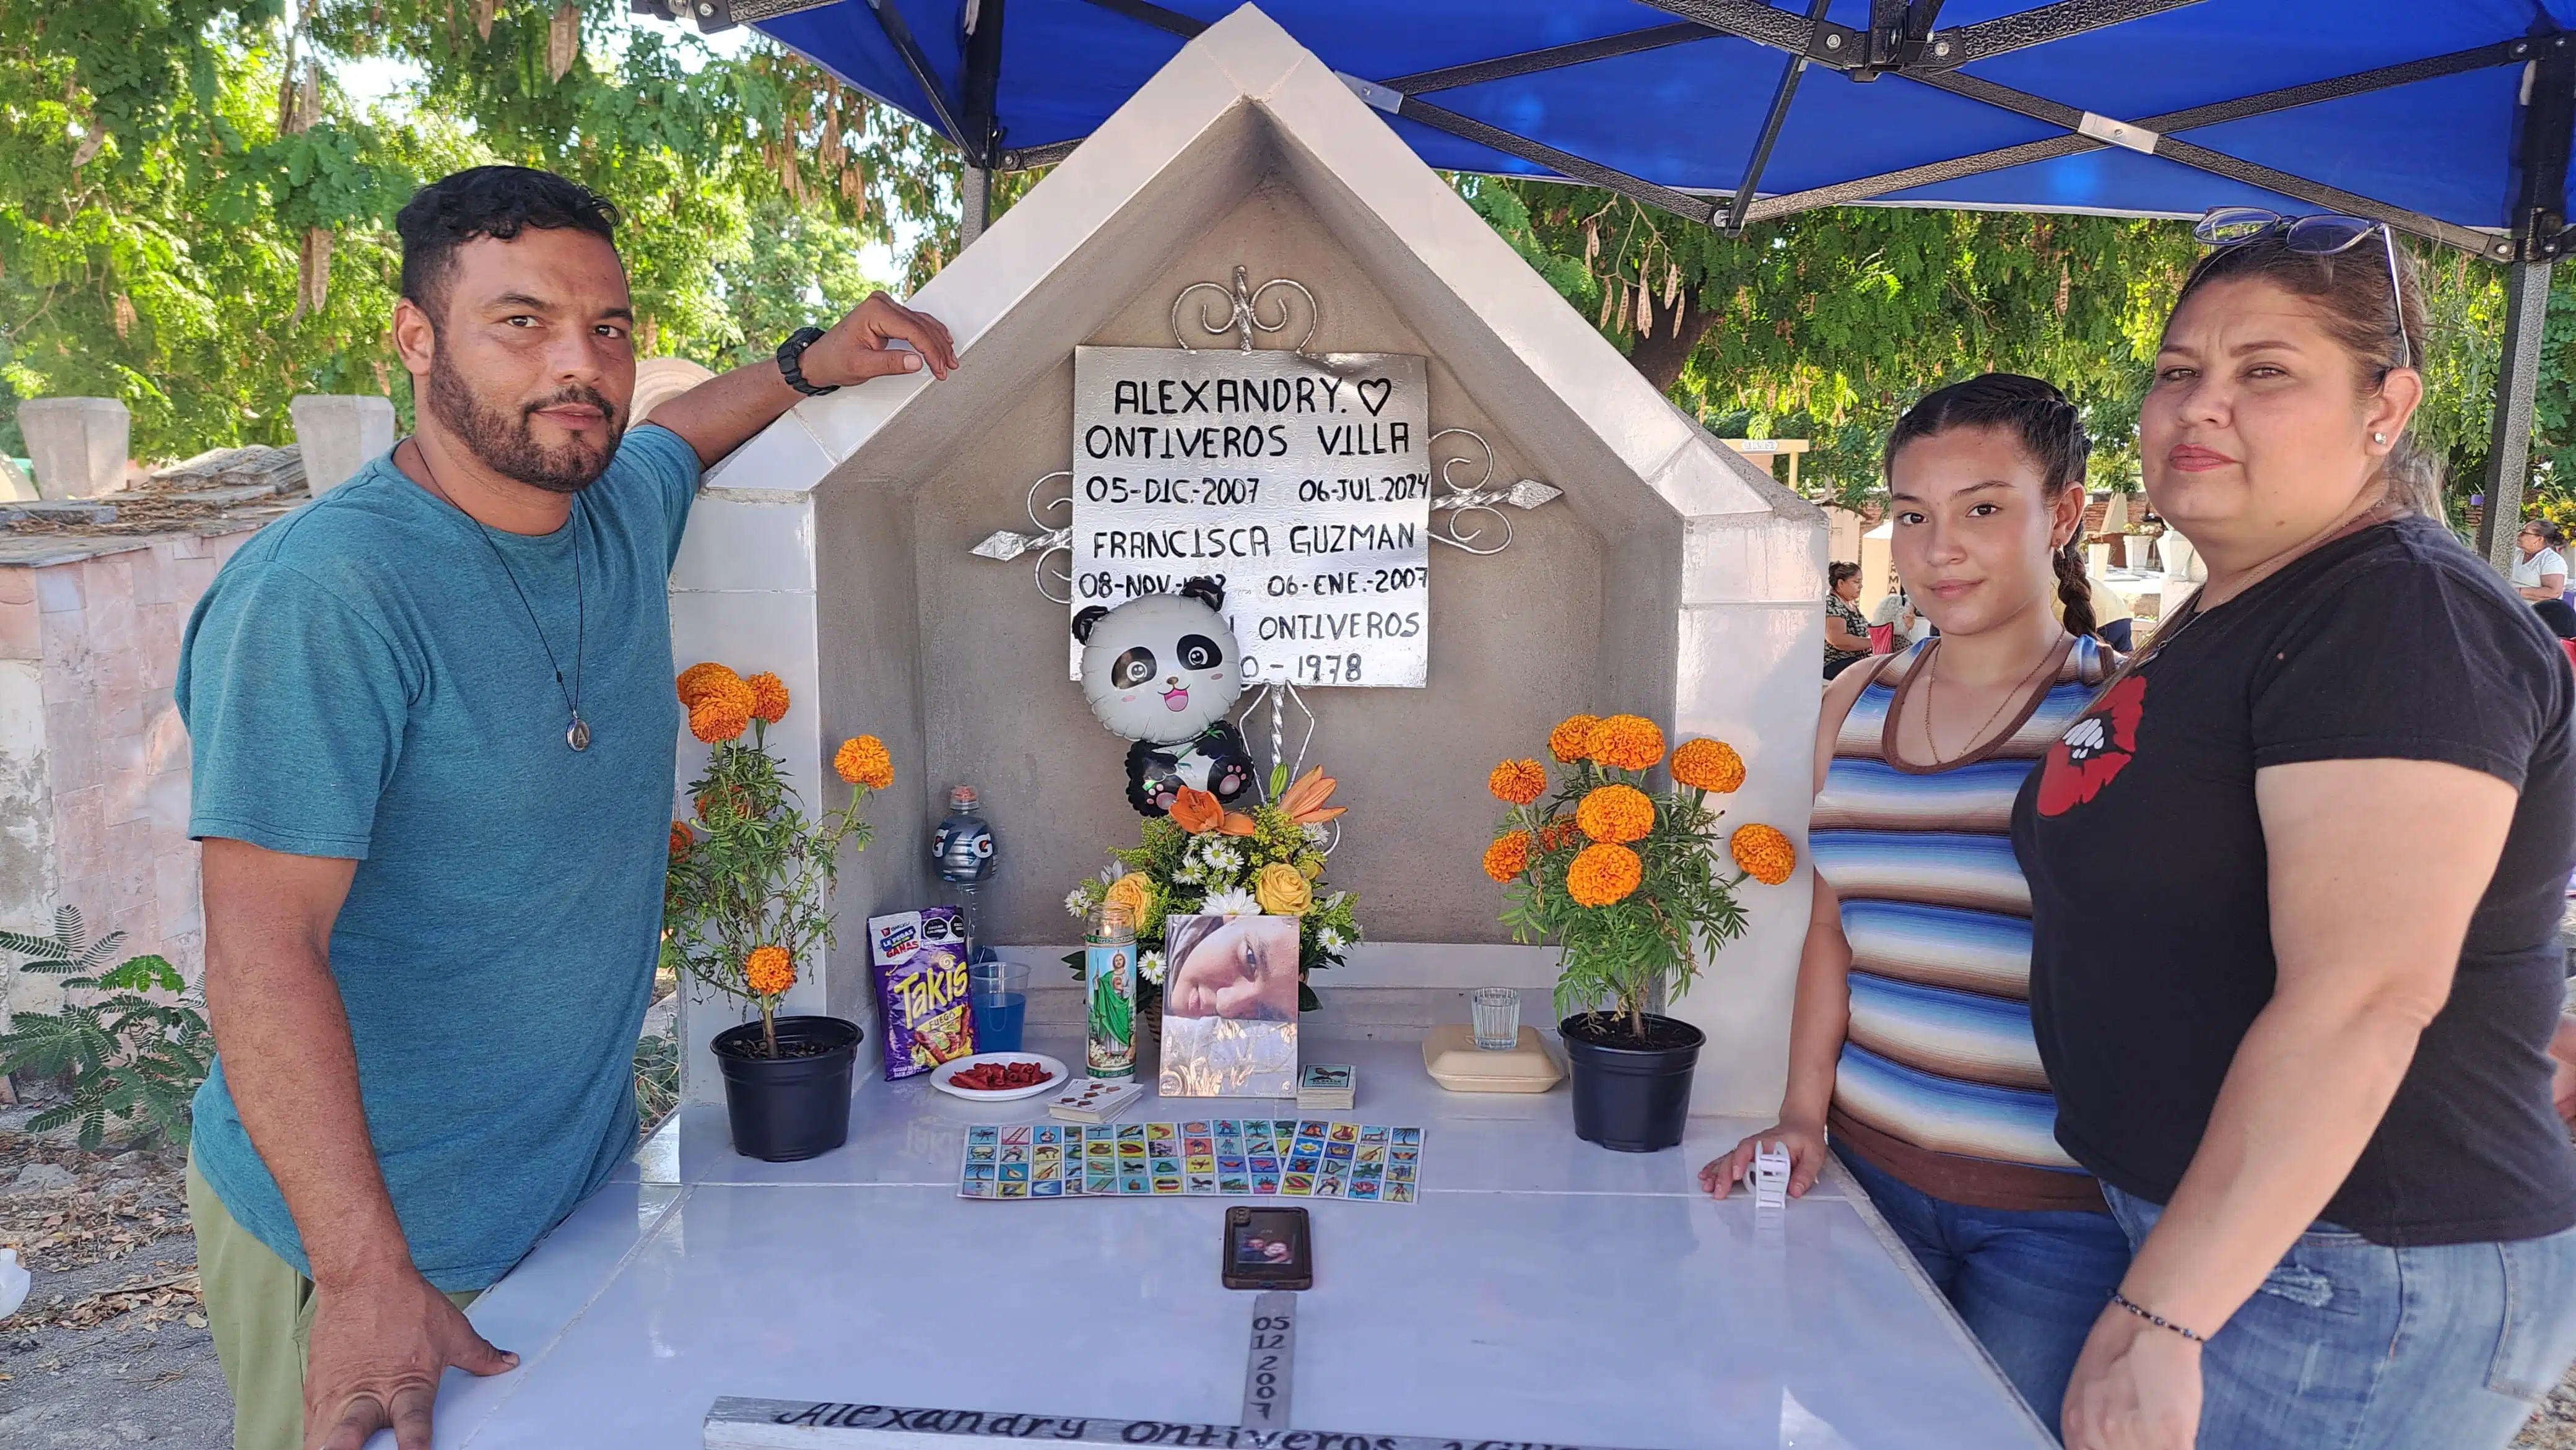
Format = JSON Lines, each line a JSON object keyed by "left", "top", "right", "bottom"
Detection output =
{"left": 1355, "top": 378, "right": 1393, "bottom": 416}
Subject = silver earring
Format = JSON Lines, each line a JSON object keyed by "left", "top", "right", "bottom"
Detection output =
{"left": 2372, "top": 432, "right": 2387, "bottom": 444}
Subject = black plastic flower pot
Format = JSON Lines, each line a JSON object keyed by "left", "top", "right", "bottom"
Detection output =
{"left": 1560, "top": 1012, "right": 1705, "bottom": 1153}
{"left": 711, "top": 1015, "right": 862, "bottom": 1162}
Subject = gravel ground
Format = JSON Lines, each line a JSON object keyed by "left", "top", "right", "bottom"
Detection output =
{"left": 0, "top": 1100, "right": 227, "bottom": 1449}
{"left": 0, "top": 1075, "right": 2569, "bottom": 1449}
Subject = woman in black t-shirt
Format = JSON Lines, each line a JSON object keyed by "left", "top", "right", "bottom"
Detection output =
{"left": 2018, "top": 220, "right": 2576, "bottom": 1450}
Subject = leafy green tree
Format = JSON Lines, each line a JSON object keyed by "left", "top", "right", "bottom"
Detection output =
{"left": 0, "top": 2, "right": 929, "bottom": 459}
{"left": 1461, "top": 177, "right": 2196, "bottom": 505}
{"left": 707, "top": 198, "right": 887, "bottom": 371}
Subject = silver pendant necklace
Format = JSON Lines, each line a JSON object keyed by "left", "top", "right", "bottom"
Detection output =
{"left": 406, "top": 439, "right": 590, "bottom": 752}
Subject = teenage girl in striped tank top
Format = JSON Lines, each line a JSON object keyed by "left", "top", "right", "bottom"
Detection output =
{"left": 1701, "top": 375, "right": 2130, "bottom": 1430}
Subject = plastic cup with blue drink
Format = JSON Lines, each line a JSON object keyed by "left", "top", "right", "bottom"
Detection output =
{"left": 969, "top": 958, "right": 1030, "bottom": 1054}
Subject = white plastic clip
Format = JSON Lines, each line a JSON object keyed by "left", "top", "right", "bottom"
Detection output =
{"left": 1743, "top": 1140, "right": 1791, "bottom": 1210}
{"left": 2076, "top": 111, "right": 2160, "bottom": 155}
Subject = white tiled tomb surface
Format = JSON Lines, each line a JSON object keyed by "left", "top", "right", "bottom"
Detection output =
{"left": 669, "top": 6, "right": 1825, "bottom": 1113}
{"left": 402, "top": 1038, "right": 2051, "bottom": 1449}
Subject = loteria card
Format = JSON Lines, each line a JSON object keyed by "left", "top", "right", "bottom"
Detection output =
{"left": 958, "top": 1122, "right": 1424, "bottom": 1204}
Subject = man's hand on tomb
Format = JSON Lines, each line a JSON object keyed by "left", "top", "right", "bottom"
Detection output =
{"left": 303, "top": 1267, "right": 516, "bottom": 1450}
{"left": 805, "top": 291, "right": 958, "bottom": 384}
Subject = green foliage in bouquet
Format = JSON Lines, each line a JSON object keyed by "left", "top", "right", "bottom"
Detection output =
{"left": 1063, "top": 765, "right": 1359, "bottom": 1014}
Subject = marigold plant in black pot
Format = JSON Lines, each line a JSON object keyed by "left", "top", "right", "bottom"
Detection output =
{"left": 1486, "top": 713, "right": 1797, "bottom": 1152}
{"left": 663, "top": 662, "right": 891, "bottom": 1161}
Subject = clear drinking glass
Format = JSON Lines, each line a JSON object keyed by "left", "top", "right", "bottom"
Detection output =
{"left": 1470, "top": 987, "right": 1521, "bottom": 1050}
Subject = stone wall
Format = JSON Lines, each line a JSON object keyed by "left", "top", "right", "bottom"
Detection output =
{"left": 0, "top": 527, "right": 257, "bottom": 1020}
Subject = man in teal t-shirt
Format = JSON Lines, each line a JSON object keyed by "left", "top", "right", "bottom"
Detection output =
{"left": 175, "top": 165, "right": 955, "bottom": 1450}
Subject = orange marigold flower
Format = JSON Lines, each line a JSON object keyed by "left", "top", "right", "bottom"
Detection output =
{"left": 1547, "top": 713, "right": 1601, "bottom": 763}
{"left": 1672, "top": 738, "right": 1747, "bottom": 793}
{"left": 746, "top": 671, "right": 790, "bottom": 723}
{"left": 1575, "top": 783, "right": 1655, "bottom": 844}
{"left": 745, "top": 944, "right": 796, "bottom": 997}
{"left": 668, "top": 822, "right": 692, "bottom": 860}
{"left": 1536, "top": 815, "right": 1582, "bottom": 851}
{"left": 1482, "top": 830, "right": 1531, "bottom": 883}
{"left": 690, "top": 698, "right": 751, "bottom": 744}
{"left": 1587, "top": 714, "right": 1666, "bottom": 771}
{"left": 1565, "top": 842, "right": 1643, "bottom": 907}
{"left": 833, "top": 735, "right": 894, "bottom": 790}
{"left": 1487, "top": 757, "right": 1547, "bottom": 805}
{"left": 677, "top": 662, "right": 745, "bottom": 709}
{"left": 1731, "top": 823, "right": 1798, "bottom": 886}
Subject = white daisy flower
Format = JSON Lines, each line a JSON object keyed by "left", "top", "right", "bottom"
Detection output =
{"left": 1063, "top": 890, "right": 1089, "bottom": 918}
{"left": 1302, "top": 823, "right": 1329, "bottom": 846}
{"left": 1320, "top": 929, "right": 1346, "bottom": 953}
{"left": 1202, "top": 887, "right": 1261, "bottom": 918}
{"left": 1139, "top": 951, "right": 1168, "bottom": 985}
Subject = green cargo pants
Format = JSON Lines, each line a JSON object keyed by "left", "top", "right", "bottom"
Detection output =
{"left": 186, "top": 1156, "right": 479, "bottom": 1450}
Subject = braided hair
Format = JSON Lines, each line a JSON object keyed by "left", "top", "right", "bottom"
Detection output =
{"left": 1884, "top": 373, "right": 2095, "bottom": 640}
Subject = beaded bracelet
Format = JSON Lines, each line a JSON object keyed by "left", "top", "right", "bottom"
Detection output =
{"left": 2108, "top": 1290, "right": 2207, "bottom": 1344}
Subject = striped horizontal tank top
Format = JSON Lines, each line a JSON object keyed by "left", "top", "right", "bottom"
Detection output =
{"left": 1812, "top": 635, "right": 2114, "bottom": 1212}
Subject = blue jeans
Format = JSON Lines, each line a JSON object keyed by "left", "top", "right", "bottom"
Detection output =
{"left": 2103, "top": 1184, "right": 2576, "bottom": 1450}
{"left": 1838, "top": 1145, "right": 2131, "bottom": 1433}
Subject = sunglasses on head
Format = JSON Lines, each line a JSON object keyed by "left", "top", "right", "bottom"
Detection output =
{"left": 2191, "top": 207, "right": 2413, "bottom": 372}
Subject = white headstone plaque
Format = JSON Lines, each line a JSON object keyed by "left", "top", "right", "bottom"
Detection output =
{"left": 1070, "top": 346, "right": 1431, "bottom": 688}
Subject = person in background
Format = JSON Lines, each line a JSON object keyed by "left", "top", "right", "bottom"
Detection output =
{"left": 2513, "top": 518, "right": 2569, "bottom": 602}
{"left": 1868, "top": 588, "right": 1920, "bottom": 652}
{"left": 177, "top": 166, "right": 956, "bottom": 1450}
{"left": 1824, "top": 561, "right": 1874, "bottom": 679}
{"left": 1705, "top": 374, "right": 2128, "bottom": 1430}
{"left": 2021, "top": 212, "right": 2576, "bottom": 1450}
{"left": 2537, "top": 597, "right": 2576, "bottom": 672}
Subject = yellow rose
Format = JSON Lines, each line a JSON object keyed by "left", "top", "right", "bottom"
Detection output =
{"left": 1255, "top": 862, "right": 1312, "bottom": 916}
{"left": 1103, "top": 872, "right": 1155, "bottom": 926}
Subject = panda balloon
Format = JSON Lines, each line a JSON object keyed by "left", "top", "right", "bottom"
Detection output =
{"left": 1073, "top": 576, "right": 1260, "bottom": 817}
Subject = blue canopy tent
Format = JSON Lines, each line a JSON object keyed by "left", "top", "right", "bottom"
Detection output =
{"left": 638, "top": 0, "right": 2576, "bottom": 563}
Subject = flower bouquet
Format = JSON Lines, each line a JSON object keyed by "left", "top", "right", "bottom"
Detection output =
{"left": 663, "top": 662, "right": 892, "bottom": 1160}
{"left": 1063, "top": 765, "right": 1359, "bottom": 1015}
{"left": 1483, "top": 713, "right": 1794, "bottom": 1150}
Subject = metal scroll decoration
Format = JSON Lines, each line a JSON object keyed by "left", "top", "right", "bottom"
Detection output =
{"left": 967, "top": 471, "right": 1074, "bottom": 604}
{"left": 1425, "top": 428, "right": 1564, "bottom": 555}
{"left": 1237, "top": 664, "right": 1338, "bottom": 856}
{"left": 1171, "top": 266, "right": 1320, "bottom": 352}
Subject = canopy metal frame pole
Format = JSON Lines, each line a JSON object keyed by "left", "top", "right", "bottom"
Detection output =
{"left": 865, "top": 0, "right": 970, "bottom": 153}
{"left": 1059, "top": 0, "right": 2539, "bottom": 262}
{"left": 1723, "top": 0, "right": 1834, "bottom": 236}
{"left": 1742, "top": 38, "right": 2539, "bottom": 226}
{"left": 959, "top": 0, "right": 1007, "bottom": 246}
{"left": 2481, "top": 259, "right": 2555, "bottom": 569}
{"left": 2479, "top": 38, "right": 2575, "bottom": 568}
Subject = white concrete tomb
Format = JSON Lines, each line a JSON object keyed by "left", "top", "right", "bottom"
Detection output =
{"left": 666, "top": 5, "right": 1825, "bottom": 1114}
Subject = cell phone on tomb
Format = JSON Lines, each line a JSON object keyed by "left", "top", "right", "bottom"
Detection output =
{"left": 1222, "top": 1205, "right": 1312, "bottom": 1290}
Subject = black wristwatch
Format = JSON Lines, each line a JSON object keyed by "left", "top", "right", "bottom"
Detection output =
{"left": 775, "top": 326, "right": 838, "bottom": 397}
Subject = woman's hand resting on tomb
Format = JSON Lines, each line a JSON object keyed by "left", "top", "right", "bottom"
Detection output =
{"left": 1699, "top": 1120, "right": 1828, "bottom": 1200}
